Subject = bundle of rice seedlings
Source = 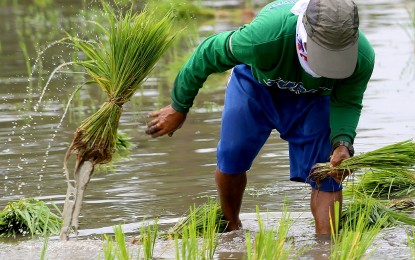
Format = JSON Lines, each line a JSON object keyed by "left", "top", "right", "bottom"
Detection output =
{"left": 159, "top": 199, "right": 228, "bottom": 240}
{"left": 341, "top": 192, "right": 415, "bottom": 229}
{"left": 0, "top": 198, "right": 62, "bottom": 238}
{"left": 60, "top": 3, "right": 176, "bottom": 240}
{"left": 344, "top": 169, "right": 415, "bottom": 199}
{"left": 310, "top": 139, "right": 415, "bottom": 187}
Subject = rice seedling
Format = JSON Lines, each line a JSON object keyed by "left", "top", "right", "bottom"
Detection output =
{"left": 40, "top": 236, "right": 49, "bottom": 260}
{"left": 161, "top": 199, "right": 228, "bottom": 240}
{"left": 103, "top": 223, "right": 159, "bottom": 260}
{"left": 125, "top": 200, "right": 224, "bottom": 259}
{"left": 139, "top": 219, "right": 159, "bottom": 260}
{"left": 406, "top": 226, "right": 415, "bottom": 258}
{"left": 344, "top": 169, "right": 415, "bottom": 199}
{"left": 174, "top": 217, "right": 199, "bottom": 260}
{"left": 103, "top": 233, "right": 116, "bottom": 260}
{"left": 330, "top": 201, "right": 388, "bottom": 260}
{"left": 200, "top": 212, "right": 223, "bottom": 259}
{"left": 310, "top": 139, "right": 415, "bottom": 188}
{"left": 171, "top": 200, "right": 224, "bottom": 260}
{"left": 245, "top": 204, "right": 306, "bottom": 260}
{"left": 103, "top": 225, "right": 134, "bottom": 260}
{"left": 0, "top": 198, "right": 62, "bottom": 238}
{"left": 59, "top": 2, "right": 177, "bottom": 240}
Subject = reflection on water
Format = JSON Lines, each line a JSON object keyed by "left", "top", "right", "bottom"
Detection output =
{"left": 0, "top": 0, "right": 414, "bottom": 258}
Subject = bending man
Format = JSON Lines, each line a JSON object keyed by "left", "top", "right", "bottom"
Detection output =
{"left": 145, "top": 0, "right": 374, "bottom": 234}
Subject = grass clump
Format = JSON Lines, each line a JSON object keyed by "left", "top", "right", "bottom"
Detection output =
{"left": 310, "top": 139, "right": 415, "bottom": 187}
{"left": 0, "top": 198, "right": 61, "bottom": 238}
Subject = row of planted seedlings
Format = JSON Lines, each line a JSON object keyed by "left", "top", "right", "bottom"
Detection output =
{"left": 0, "top": 196, "right": 412, "bottom": 259}
{"left": 124, "top": 139, "right": 415, "bottom": 259}
{"left": 0, "top": 197, "right": 302, "bottom": 259}
{"left": 101, "top": 198, "right": 305, "bottom": 260}
{"left": 0, "top": 140, "right": 415, "bottom": 259}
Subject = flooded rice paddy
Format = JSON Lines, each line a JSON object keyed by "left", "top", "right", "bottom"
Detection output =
{"left": 0, "top": 0, "right": 414, "bottom": 259}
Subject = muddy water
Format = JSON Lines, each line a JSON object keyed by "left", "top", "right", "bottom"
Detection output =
{"left": 0, "top": 0, "right": 414, "bottom": 259}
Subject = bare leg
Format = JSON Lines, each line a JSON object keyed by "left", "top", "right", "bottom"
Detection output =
{"left": 215, "top": 168, "right": 247, "bottom": 231}
{"left": 310, "top": 189, "right": 342, "bottom": 234}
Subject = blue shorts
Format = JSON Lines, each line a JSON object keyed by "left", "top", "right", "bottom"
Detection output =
{"left": 217, "top": 64, "right": 342, "bottom": 192}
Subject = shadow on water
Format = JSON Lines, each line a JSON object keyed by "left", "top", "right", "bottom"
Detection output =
{"left": 0, "top": 0, "right": 414, "bottom": 259}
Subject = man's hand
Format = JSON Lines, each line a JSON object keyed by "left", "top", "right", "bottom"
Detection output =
{"left": 329, "top": 145, "right": 352, "bottom": 183}
{"left": 145, "top": 105, "right": 187, "bottom": 138}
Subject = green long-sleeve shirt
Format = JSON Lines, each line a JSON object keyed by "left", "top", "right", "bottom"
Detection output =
{"left": 171, "top": 0, "right": 375, "bottom": 145}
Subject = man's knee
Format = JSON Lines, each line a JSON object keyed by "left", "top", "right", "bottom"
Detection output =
{"left": 217, "top": 143, "right": 256, "bottom": 174}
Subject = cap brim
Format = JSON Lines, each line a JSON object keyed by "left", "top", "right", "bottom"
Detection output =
{"left": 307, "top": 37, "right": 358, "bottom": 79}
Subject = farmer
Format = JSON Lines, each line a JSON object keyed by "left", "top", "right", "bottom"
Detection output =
{"left": 145, "top": 0, "right": 374, "bottom": 234}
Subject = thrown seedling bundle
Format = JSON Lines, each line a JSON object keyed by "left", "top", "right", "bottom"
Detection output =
{"left": 60, "top": 3, "right": 176, "bottom": 240}
{"left": 310, "top": 139, "right": 415, "bottom": 187}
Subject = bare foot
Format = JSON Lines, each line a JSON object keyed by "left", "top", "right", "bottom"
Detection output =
{"left": 224, "top": 220, "right": 242, "bottom": 232}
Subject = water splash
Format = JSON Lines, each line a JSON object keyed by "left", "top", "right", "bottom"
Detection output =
{"left": 30, "top": 38, "right": 70, "bottom": 78}
{"left": 33, "top": 61, "right": 77, "bottom": 112}
{"left": 39, "top": 83, "right": 86, "bottom": 180}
